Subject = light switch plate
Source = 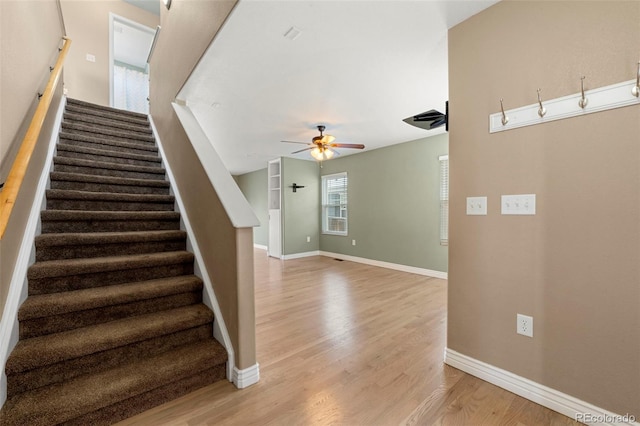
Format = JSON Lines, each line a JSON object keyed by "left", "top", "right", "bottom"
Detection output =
{"left": 501, "top": 194, "right": 536, "bottom": 215}
{"left": 466, "top": 196, "right": 487, "bottom": 215}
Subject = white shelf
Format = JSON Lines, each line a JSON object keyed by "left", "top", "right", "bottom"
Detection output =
{"left": 490, "top": 79, "right": 640, "bottom": 133}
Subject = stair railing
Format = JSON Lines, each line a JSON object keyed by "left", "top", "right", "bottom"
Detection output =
{"left": 0, "top": 36, "right": 71, "bottom": 239}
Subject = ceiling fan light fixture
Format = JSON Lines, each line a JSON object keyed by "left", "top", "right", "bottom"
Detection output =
{"left": 310, "top": 147, "right": 323, "bottom": 161}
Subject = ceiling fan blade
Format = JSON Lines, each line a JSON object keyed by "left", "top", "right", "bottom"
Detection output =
{"left": 281, "top": 140, "right": 310, "bottom": 145}
{"left": 291, "top": 147, "right": 314, "bottom": 154}
{"left": 330, "top": 143, "right": 365, "bottom": 149}
{"left": 321, "top": 135, "right": 335, "bottom": 144}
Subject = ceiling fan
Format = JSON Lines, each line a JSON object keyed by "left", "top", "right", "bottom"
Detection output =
{"left": 282, "top": 125, "right": 365, "bottom": 161}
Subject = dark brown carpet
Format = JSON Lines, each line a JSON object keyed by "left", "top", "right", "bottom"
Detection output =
{"left": 0, "top": 98, "right": 227, "bottom": 425}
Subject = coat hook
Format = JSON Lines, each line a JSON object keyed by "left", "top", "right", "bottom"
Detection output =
{"left": 537, "top": 89, "right": 546, "bottom": 117}
{"left": 579, "top": 76, "right": 588, "bottom": 109}
{"left": 632, "top": 61, "right": 640, "bottom": 97}
{"left": 500, "top": 99, "right": 509, "bottom": 125}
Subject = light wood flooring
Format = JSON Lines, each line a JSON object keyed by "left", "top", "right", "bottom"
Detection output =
{"left": 117, "top": 250, "right": 582, "bottom": 426}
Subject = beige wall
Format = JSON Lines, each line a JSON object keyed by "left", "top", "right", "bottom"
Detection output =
{"left": 148, "top": 1, "right": 257, "bottom": 369}
{"left": 60, "top": 0, "right": 159, "bottom": 106}
{"left": 0, "top": 85, "right": 63, "bottom": 320}
{"left": 448, "top": 0, "right": 639, "bottom": 417}
{"left": 0, "top": 0, "right": 63, "bottom": 181}
{"left": 0, "top": 0, "right": 64, "bottom": 317}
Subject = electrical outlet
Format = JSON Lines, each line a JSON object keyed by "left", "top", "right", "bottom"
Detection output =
{"left": 352, "top": 239, "right": 356, "bottom": 246}
{"left": 306, "top": 236, "right": 310, "bottom": 243}
{"left": 517, "top": 314, "right": 533, "bottom": 337}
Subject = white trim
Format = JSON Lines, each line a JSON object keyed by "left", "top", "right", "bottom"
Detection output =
{"left": 490, "top": 79, "right": 640, "bottom": 133}
{"left": 282, "top": 250, "right": 320, "bottom": 260}
{"left": 232, "top": 363, "right": 260, "bottom": 389}
{"left": 444, "top": 349, "right": 639, "bottom": 426}
{"left": 0, "top": 96, "right": 66, "bottom": 406}
{"left": 149, "top": 116, "right": 236, "bottom": 382}
{"left": 171, "top": 103, "right": 259, "bottom": 228}
{"left": 253, "top": 244, "right": 267, "bottom": 251}
{"left": 319, "top": 251, "right": 448, "bottom": 279}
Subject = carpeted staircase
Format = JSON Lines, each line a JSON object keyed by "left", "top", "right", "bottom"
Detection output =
{"left": 0, "top": 98, "right": 228, "bottom": 425}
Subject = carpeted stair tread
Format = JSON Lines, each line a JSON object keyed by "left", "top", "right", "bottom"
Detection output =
{"left": 35, "top": 229, "right": 185, "bottom": 250}
{"left": 0, "top": 339, "right": 226, "bottom": 426}
{"left": 27, "top": 250, "right": 193, "bottom": 280}
{"left": 40, "top": 210, "right": 182, "bottom": 233}
{"left": 50, "top": 171, "right": 169, "bottom": 189}
{"left": 6, "top": 304, "right": 214, "bottom": 374}
{"left": 63, "top": 112, "right": 153, "bottom": 135}
{"left": 41, "top": 209, "right": 180, "bottom": 223}
{"left": 18, "top": 275, "right": 202, "bottom": 321}
{"left": 65, "top": 103, "right": 150, "bottom": 128}
{"left": 46, "top": 189, "right": 175, "bottom": 212}
{"left": 66, "top": 98, "right": 148, "bottom": 120}
{"left": 60, "top": 132, "right": 158, "bottom": 154}
{"left": 53, "top": 156, "right": 167, "bottom": 180}
{"left": 56, "top": 143, "right": 162, "bottom": 165}
{"left": 62, "top": 121, "right": 155, "bottom": 144}
{"left": 34, "top": 229, "right": 186, "bottom": 261}
{"left": 63, "top": 365, "right": 226, "bottom": 426}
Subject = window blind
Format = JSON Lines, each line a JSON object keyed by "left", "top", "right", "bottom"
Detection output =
{"left": 439, "top": 155, "right": 449, "bottom": 245}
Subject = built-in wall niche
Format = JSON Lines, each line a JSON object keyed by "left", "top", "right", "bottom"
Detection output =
{"left": 268, "top": 159, "right": 281, "bottom": 210}
{"left": 268, "top": 158, "right": 282, "bottom": 258}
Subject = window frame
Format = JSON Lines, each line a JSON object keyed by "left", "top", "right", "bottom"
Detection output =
{"left": 321, "top": 172, "right": 348, "bottom": 236}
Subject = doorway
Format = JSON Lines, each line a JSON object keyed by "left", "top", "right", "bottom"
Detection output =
{"left": 109, "top": 14, "right": 155, "bottom": 114}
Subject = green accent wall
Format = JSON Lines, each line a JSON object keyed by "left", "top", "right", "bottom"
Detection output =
{"left": 234, "top": 168, "right": 268, "bottom": 247}
{"left": 319, "top": 134, "right": 448, "bottom": 272}
{"left": 281, "top": 157, "right": 320, "bottom": 255}
{"left": 236, "top": 133, "right": 448, "bottom": 272}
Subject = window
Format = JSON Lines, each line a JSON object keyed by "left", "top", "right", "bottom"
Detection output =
{"left": 322, "top": 172, "right": 348, "bottom": 235}
{"left": 439, "top": 155, "right": 449, "bottom": 245}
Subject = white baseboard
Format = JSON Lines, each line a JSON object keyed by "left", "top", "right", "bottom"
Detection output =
{"left": 232, "top": 363, "right": 260, "bottom": 389}
{"left": 253, "top": 244, "right": 267, "bottom": 250}
{"left": 319, "top": 251, "right": 448, "bottom": 279}
{"left": 282, "top": 250, "right": 320, "bottom": 260}
{"left": 150, "top": 116, "right": 236, "bottom": 382}
{"left": 444, "top": 348, "right": 639, "bottom": 426}
{"left": 0, "top": 95, "right": 66, "bottom": 407}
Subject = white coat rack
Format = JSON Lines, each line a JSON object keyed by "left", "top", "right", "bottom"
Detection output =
{"left": 490, "top": 63, "right": 640, "bottom": 133}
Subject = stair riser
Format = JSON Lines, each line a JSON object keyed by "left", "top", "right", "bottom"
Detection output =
{"left": 65, "top": 108, "right": 150, "bottom": 128}
{"left": 64, "top": 115, "right": 152, "bottom": 135}
{"left": 50, "top": 179, "right": 170, "bottom": 196}
{"left": 36, "top": 237, "right": 186, "bottom": 261}
{"left": 41, "top": 218, "right": 181, "bottom": 233}
{"left": 61, "top": 121, "right": 154, "bottom": 142}
{"left": 9, "top": 324, "right": 212, "bottom": 395}
{"left": 56, "top": 149, "right": 161, "bottom": 168}
{"left": 64, "top": 365, "right": 226, "bottom": 426}
{"left": 20, "top": 290, "right": 202, "bottom": 338}
{"left": 46, "top": 198, "right": 175, "bottom": 212}
{"left": 53, "top": 162, "right": 166, "bottom": 181}
{"left": 28, "top": 262, "right": 194, "bottom": 295}
{"left": 62, "top": 125, "right": 155, "bottom": 145}
{"left": 60, "top": 138, "right": 158, "bottom": 157}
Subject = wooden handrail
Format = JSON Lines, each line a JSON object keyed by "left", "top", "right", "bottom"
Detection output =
{"left": 0, "top": 37, "right": 71, "bottom": 239}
